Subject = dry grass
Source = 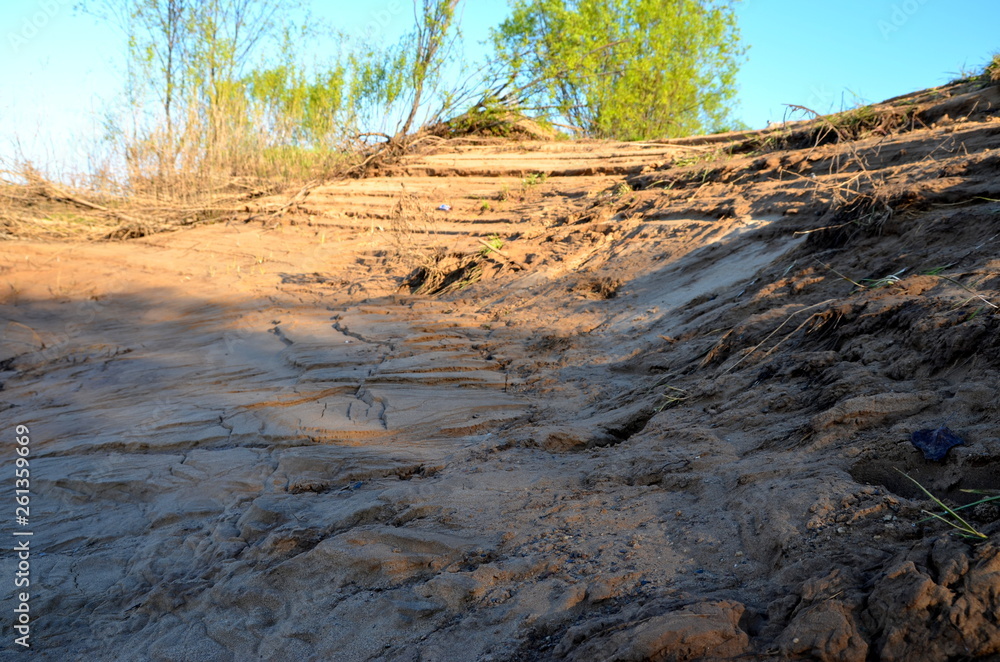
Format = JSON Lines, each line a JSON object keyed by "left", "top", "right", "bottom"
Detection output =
{"left": 779, "top": 104, "right": 902, "bottom": 241}
{"left": 383, "top": 188, "right": 508, "bottom": 296}
{"left": 0, "top": 123, "right": 454, "bottom": 243}
{"left": 0, "top": 163, "right": 308, "bottom": 241}
{"left": 385, "top": 189, "right": 438, "bottom": 256}
{"left": 0, "top": 93, "right": 369, "bottom": 243}
{"left": 988, "top": 53, "right": 1000, "bottom": 83}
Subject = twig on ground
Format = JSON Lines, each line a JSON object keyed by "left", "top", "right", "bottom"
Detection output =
{"left": 722, "top": 298, "right": 838, "bottom": 374}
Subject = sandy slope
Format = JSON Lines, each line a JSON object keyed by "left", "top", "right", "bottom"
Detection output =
{"left": 3, "top": 80, "right": 1000, "bottom": 660}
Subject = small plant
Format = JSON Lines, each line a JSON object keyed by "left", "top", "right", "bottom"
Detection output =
{"left": 964, "top": 306, "right": 985, "bottom": 323}
{"left": 654, "top": 385, "right": 689, "bottom": 412}
{"left": 897, "top": 469, "right": 1000, "bottom": 540}
{"left": 479, "top": 233, "right": 504, "bottom": 257}
{"left": 747, "top": 133, "right": 781, "bottom": 156}
{"left": 614, "top": 181, "right": 633, "bottom": 197}
{"left": 832, "top": 104, "right": 878, "bottom": 135}
{"left": 671, "top": 147, "right": 723, "bottom": 167}
{"left": 496, "top": 185, "right": 511, "bottom": 202}
{"left": 921, "top": 264, "right": 953, "bottom": 276}
{"left": 673, "top": 155, "right": 700, "bottom": 168}
{"left": 479, "top": 199, "right": 492, "bottom": 213}
{"left": 949, "top": 63, "right": 984, "bottom": 85}
{"left": 522, "top": 172, "right": 547, "bottom": 188}
{"left": 858, "top": 268, "right": 906, "bottom": 289}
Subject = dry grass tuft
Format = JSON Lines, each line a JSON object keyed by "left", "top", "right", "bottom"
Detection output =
{"left": 0, "top": 164, "right": 303, "bottom": 241}
{"left": 988, "top": 53, "right": 1000, "bottom": 83}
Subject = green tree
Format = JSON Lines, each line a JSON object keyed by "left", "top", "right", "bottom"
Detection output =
{"left": 85, "top": 0, "right": 290, "bottom": 183}
{"left": 244, "top": 28, "right": 348, "bottom": 148}
{"left": 346, "top": 0, "right": 464, "bottom": 140}
{"left": 398, "top": 0, "right": 462, "bottom": 137}
{"left": 492, "top": 0, "right": 745, "bottom": 140}
{"left": 86, "top": 0, "right": 468, "bottom": 185}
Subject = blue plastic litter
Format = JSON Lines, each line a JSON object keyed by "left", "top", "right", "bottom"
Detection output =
{"left": 910, "top": 426, "right": 964, "bottom": 461}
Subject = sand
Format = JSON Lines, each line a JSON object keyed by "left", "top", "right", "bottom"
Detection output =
{"left": 3, "top": 79, "right": 1000, "bottom": 660}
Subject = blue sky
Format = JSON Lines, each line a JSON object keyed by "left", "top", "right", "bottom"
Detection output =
{"left": 2, "top": 0, "right": 998, "bottom": 177}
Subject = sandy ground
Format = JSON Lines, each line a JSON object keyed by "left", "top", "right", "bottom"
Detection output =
{"left": 3, "top": 81, "right": 1000, "bottom": 660}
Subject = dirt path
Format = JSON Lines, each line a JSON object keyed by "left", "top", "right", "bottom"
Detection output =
{"left": 3, "top": 82, "right": 1000, "bottom": 660}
